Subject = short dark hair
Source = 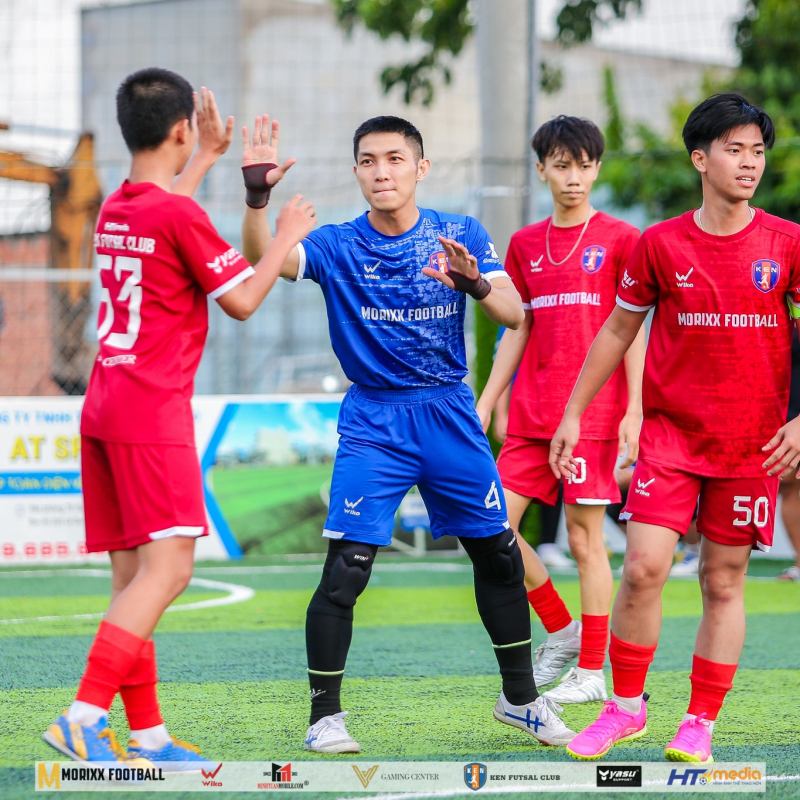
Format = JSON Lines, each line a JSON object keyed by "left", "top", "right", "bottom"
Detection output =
{"left": 353, "top": 116, "right": 424, "bottom": 162}
{"left": 682, "top": 93, "right": 775, "bottom": 154}
{"left": 532, "top": 116, "right": 604, "bottom": 163}
{"left": 116, "top": 67, "right": 194, "bottom": 153}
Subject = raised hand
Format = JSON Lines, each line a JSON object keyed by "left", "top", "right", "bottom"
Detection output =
{"left": 275, "top": 194, "right": 317, "bottom": 242}
{"left": 194, "top": 86, "right": 234, "bottom": 159}
{"left": 241, "top": 113, "right": 296, "bottom": 186}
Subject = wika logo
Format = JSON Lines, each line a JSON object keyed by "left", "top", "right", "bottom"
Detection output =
{"left": 344, "top": 496, "right": 364, "bottom": 516}
{"left": 635, "top": 477, "right": 655, "bottom": 497}
{"left": 464, "top": 763, "right": 487, "bottom": 791}
{"left": 530, "top": 255, "right": 544, "bottom": 271}
{"left": 363, "top": 260, "right": 381, "bottom": 280}
{"left": 200, "top": 763, "right": 223, "bottom": 787}
{"left": 352, "top": 765, "right": 380, "bottom": 789}
{"left": 206, "top": 247, "right": 241, "bottom": 274}
{"left": 676, "top": 266, "right": 695, "bottom": 288}
{"left": 621, "top": 269, "right": 637, "bottom": 289}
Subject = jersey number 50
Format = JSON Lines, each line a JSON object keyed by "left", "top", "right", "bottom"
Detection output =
{"left": 97, "top": 255, "right": 143, "bottom": 350}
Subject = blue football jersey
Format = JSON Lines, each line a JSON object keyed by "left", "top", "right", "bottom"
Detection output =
{"left": 297, "top": 207, "right": 506, "bottom": 388}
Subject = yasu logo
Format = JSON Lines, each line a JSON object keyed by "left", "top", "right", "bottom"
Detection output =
{"left": 344, "top": 497, "right": 364, "bottom": 516}
{"left": 206, "top": 246, "right": 241, "bottom": 274}
{"left": 621, "top": 269, "right": 637, "bottom": 289}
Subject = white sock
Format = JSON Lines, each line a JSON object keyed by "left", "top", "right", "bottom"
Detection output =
{"left": 66, "top": 701, "right": 107, "bottom": 726}
{"left": 683, "top": 712, "right": 715, "bottom": 732}
{"left": 549, "top": 619, "right": 579, "bottom": 641}
{"left": 576, "top": 666, "right": 604, "bottom": 679}
{"left": 129, "top": 723, "right": 171, "bottom": 749}
{"left": 612, "top": 692, "right": 643, "bottom": 715}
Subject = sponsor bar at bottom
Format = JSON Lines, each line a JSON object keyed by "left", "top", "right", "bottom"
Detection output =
{"left": 34, "top": 760, "right": 767, "bottom": 793}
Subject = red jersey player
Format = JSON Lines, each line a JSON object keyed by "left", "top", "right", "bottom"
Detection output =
{"left": 477, "top": 116, "right": 644, "bottom": 705}
{"left": 552, "top": 94, "right": 800, "bottom": 762}
{"left": 42, "top": 68, "right": 314, "bottom": 766}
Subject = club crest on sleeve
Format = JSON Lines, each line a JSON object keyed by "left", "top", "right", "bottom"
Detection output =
{"left": 581, "top": 245, "right": 606, "bottom": 274}
{"left": 429, "top": 251, "right": 449, "bottom": 273}
{"left": 752, "top": 259, "right": 780, "bottom": 293}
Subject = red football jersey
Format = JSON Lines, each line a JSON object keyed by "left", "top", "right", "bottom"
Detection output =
{"left": 81, "top": 181, "right": 254, "bottom": 444}
{"left": 617, "top": 208, "right": 800, "bottom": 477}
{"left": 505, "top": 212, "right": 640, "bottom": 439}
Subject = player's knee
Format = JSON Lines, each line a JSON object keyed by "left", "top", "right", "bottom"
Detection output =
{"left": 320, "top": 540, "right": 377, "bottom": 608}
{"left": 566, "top": 526, "right": 590, "bottom": 563}
{"left": 621, "top": 556, "right": 665, "bottom": 594}
{"left": 698, "top": 563, "right": 742, "bottom": 605}
{"left": 461, "top": 530, "right": 524, "bottom": 586}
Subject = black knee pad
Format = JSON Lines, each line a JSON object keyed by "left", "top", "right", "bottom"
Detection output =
{"left": 319, "top": 540, "right": 377, "bottom": 608}
{"left": 460, "top": 529, "right": 524, "bottom": 586}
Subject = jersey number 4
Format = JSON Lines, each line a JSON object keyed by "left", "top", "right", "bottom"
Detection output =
{"left": 97, "top": 255, "right": 143, "bottom": 350}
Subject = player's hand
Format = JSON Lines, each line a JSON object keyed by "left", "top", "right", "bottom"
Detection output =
{"left": 762, "top": 415, "right": 800, "bottom": 477}
{"left": 195, "top": 87, "right": 234, "bottom": 159}
{"left": 617, "top": 410, "right": 642, "bottom": 468}
{"left": 550, "top": 415, "right": 581, "bottom": 479}
{"left": 422, "top": 237, "right": 491, "bottom": 299}
{"left": 275, "top": 194, "right": 316, "bottom": 241}
{"left": 475, "top": 400, "right": 492, "bottom": 434}
{"left": 241, "top": 114, "right": 296, "bottom": 186}
{"left": 493, "top": 411, "right": 508, "bottom": 444}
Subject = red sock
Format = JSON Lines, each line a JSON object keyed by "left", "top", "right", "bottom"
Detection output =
{"left": 688, "top": 654, "right": 737, "bottom": 720}
{"left": 120, "top": 639, "right": 164, "bottom": 730}
{"left": 578, "top": 614, "right": 609, "bottom": 670}
{"left": 609, "top": 632, "right": 656, "bottom": 698}
{"left": 527, "top": 579, "right": 573, "bottom": 633}
{"left": 76, "top": 621, "right": 147, "bottom": 710}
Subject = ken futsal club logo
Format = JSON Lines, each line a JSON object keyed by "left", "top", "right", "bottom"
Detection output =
{"left": 752, "top": 258, "right": 780, "bottom": 293}
{"left": 581, "top": 245, "right": 606, "bottom": 274}
{"left": 464, "top": 762, "right": 487, "bottom": 791}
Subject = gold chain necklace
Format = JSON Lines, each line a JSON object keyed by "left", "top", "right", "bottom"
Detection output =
{"left": 545, "top": 209, "right": 595, "bottom": 266}
{"left": 696, "top": 205, "right": 754, "bottom": 233}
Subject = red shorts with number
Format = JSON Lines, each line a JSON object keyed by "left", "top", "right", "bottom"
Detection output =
{"left": 620, "top": 457, "right": 778, "bottom": 551}
{"left": 497, "top": 435, "right": 621, "bottom": 506}
{"left": 81, "top": 436, "right": 208, "bottom": 553}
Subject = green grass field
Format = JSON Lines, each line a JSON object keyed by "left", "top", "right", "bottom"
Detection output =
{"left": 1, "top": 557, "right": 798, "bottom": 799}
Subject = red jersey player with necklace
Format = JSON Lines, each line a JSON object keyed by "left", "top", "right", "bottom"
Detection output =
{"left": 551, "top": 93, "right": 800, "bottom": 762}
{"left": 477, "top": 116, "right": 645, "bottom": 705}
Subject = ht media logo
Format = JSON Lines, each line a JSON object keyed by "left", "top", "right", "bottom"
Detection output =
{"left": 667, "top": 767, "right": 708, "bottom": 786}
{"left": 596, "top": 765, "right": 642, "bottom": 787}
{"left": 200, "top": 763, "right": 223, "bottom": 787}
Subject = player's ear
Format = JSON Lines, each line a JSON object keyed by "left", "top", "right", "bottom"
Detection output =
{"left": 690, "top": 147, "right": 707, "bottom": 174}
{"left": 173, "top": 116, "right": 192, "bottom": 146}
{"left": 416, "top": 158, "right": 430, "bottom": 182}
{"left": 535, "top": 160, "right": 546, "bottom": 182}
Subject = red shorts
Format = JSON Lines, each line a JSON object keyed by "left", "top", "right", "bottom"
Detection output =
{"left": 81, "top": 436, "right": 208, "bottom": 552}
{"left": 497, "top": 435, "right": 621, "bottom": 506}
{"left": 620, "top": 457, "right": 778, "bottom": 551}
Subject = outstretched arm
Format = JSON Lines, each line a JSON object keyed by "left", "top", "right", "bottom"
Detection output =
{"left": 239, "top": 114, "right": 301, "bottom": 279}
{"left": 172, "top": 87, "right": 234, "bottom": 196}
{"left": 550, "top": 305, "right": 647, "bottom": 478}
{"left": 217, "top": 195, "right": 316, "bottom": 321}
{"left": 422, "top": 236, "right": 524, "bottom": 329}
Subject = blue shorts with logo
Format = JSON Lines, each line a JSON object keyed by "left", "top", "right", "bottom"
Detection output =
{"left": 323, "top": 382, "right": 510, "bottom": 546}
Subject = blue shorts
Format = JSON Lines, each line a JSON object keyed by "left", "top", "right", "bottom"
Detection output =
{"left": 323, "top": 382, "right": 510, "bottom": 546}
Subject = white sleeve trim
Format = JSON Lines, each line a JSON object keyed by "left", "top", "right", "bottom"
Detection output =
{"left": 483, "top": 269, "right": 508, "bottom": 281}
{"left": 616, "top": 295, "right": 654, "bottom": 312}
{"left": 293, "top": 242, "right": 307, "bottom": 281}
{"left": 208, "top": 266, "right": 255, "bottom": 300}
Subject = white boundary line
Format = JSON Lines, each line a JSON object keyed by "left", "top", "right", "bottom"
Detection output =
{"left": 0, "top": 569, "right": 254, "bottom": 625}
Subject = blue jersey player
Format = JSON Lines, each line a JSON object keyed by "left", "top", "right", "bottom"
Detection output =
{"left": 240, "top": 115, "right": 575, "bottom": 752}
